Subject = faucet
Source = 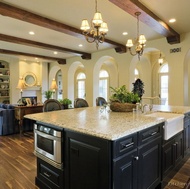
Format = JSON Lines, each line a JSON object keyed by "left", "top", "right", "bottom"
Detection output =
{"left": 141, "top": 104, "right": 148, "bottom": 113}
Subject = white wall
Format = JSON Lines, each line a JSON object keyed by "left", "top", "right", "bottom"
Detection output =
{"left": 1, "top": 32, "right": 190, "bottom": 106}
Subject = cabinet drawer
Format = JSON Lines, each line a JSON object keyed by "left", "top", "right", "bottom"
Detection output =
{"left": 37, "top": 158, "right": 63, "bottom": 189}
{"left": 138, "top": 123, "right": 163, "bottom": 146}
{"left": 113, "top": 133, "right": 137, "bottom": 158}
{"left": 40, "top": 164, "right": 60, "bottom": 185}
{"left": 24, "top": 107, "right": 42, "bottom": 114}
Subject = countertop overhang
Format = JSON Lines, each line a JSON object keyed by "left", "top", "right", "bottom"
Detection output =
{"left": 25, "top": 106, "right": 166, "bottom": 140}
{"left": 25, "top": 105, "right": 190, "bottom": 140}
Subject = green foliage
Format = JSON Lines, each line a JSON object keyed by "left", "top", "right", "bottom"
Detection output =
{"left": 58, "top": 98, "right": 72, "bottom": 105}
{"left": 110, "top": 85, "right": 140, "bottom": 103}
{"left": 44, "top": 90, "right": 53, "bottom": 100}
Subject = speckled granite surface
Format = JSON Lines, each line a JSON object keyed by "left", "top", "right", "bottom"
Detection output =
{"left": 24, "top": 106, "right": 172, "bottom": 140}
{"left": 152, "top": 105, "right": 190, "bottom": 114}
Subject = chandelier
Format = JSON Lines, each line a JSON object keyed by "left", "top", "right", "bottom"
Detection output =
{"left": 158, "top": 52, "right": 163, "bottom": 66}
{"left": 80, "top": 0, "right": 108, "bottom": 49}
{"left": 126, "top": 12, "right": 146, "bottom": 60}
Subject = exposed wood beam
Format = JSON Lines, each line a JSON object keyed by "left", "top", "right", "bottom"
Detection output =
{"left": 109, "top": 0, "right": 180, "bottom": 44}
{"left": 0, "top": 2, "right": 126, "bottom": 52}
{"left": 0, "top": 34, "right": 91, "bottom": 60}
{"left": 0, "top": 49, "right": 66, "bottom": 64}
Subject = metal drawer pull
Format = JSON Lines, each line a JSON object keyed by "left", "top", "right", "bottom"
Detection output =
{"left": 151, "top": 132, "right": 157, "bottom": 136}
{"left": 122, "top": 142, "right": 134, "bottom": 148}
{"left": 134, "top": 156, "right": 139, "bottom": 161}
{"left": 44, "top": 172, "right": 51, "bottom": 178}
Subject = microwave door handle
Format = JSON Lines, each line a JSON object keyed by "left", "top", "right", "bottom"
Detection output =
{"left": 34, "top": 130, "right": 60, "bottom": 141}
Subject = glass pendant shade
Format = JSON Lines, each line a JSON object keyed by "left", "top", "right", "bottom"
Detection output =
{"left": 93, "top": 12, "right": 103, "bottom": 25}
{"left": 126, "top": 39, "right": 134, "bottom": 47}
{"left": 139, "top": 35, "right": 146, "bottom": 45}
{"left": 80, "top": 19, "right": 90, "bottom": 31}
{"left": 99, "top": 22, "right": 108, "bottom": 33}
{"left": 158, "top": 57, "right": 164, "bottom": 64}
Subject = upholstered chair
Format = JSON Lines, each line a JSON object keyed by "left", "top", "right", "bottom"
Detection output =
{"left": 0, "top": 104, "right": 15, "bottom": 135}
{"left": 96, "top": 97, "right": 107, "bottom": 106}
{"left": 43, "top": 99, "right": 62, "bottom": 112}
{"left": 74, "top": 98, "right": 89, "bottom": 108}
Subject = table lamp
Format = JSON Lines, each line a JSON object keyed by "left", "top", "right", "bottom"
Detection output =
{"left": 16, "top": 77, "right": 26, "bottom": 105}
{"left": 50, "top": 78, "right": 58, "bottom": 99}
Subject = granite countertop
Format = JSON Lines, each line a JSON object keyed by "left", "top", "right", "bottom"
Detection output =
{"left": 25, "top": 105, "right": 190, "bottom": 140}
{"left": 152, "top": 105, "right": 190, "bottom": 114}
{"left": 25, "top": 106, "right": 166, "bottom": 140}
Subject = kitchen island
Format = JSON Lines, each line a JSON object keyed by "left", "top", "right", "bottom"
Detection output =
{"left": 25, "top": 106, "right": 190, "bottom": 189}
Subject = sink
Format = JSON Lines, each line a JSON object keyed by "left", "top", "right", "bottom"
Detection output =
{"left": 145, "top": 112, "right": 184, "bottom": 140}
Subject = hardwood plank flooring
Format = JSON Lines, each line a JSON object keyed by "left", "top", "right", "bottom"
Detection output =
{"left": 163, "top": 155, "right": 190, "bottom": 189}
{"left": 0, "top": 132, "right": 190, "bottom": 189}
{"left": 0, "top": 132, "right": 38, "bottom": 189}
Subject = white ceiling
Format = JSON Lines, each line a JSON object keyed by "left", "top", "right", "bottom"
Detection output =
{"left": 0, "top": 0, "right": 190, "bottom": 62}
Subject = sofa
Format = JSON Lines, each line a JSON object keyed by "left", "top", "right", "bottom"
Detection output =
{"left": 0, "top": 103, "right": 15, "bottom": 135}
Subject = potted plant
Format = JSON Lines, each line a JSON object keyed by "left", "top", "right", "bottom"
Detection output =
{"left": 44, "top": 90, "right": 53, "bottom": 100}
{"left": 110, "top": 85, "right": 140, "bottom": 112}
{"left": 59, "top": 98, "right": 72, "bottom": 109}
{"left": 132, "top": 79, "right": 145, "bottom": 100}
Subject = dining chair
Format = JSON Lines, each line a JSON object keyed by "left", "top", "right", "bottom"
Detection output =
{"left": 43, "top": 99, "right": 62, "bottom": 112}
{"left": 74, "top": 98, "right": 89, "bottom": 108}
{"left": 96, "top": 97, "right": 107, "bottom": 106}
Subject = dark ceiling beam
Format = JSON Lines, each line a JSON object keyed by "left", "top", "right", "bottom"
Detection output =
{"left": 109, "top": 0, "right": 180, "bottom": 44}
{"left": 0, "top": 34, "right": 91, "bottom": 60}
{"left": 0, "top": 49, "right": 66, "bottom": 64}
{"left": 0, "top": 2, "right": 126, "bottom": 52}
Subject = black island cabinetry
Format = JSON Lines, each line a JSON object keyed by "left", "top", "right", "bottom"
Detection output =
{"left": 64, "top": 122, "right": 163, "bottom": 189}
{"left": 34, "top": 119, "right": 190, "bottom": 189}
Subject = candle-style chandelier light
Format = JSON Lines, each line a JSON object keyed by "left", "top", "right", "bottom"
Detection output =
{"left": 126, "top": 12, "right": 146, "bottom": 60}
{"left": 80, "top": 0, "right": 108, "bottom": 50}
{"left": 158, "top": 52, "right": 164, "bottom": 66}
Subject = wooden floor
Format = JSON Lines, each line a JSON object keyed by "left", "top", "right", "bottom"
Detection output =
{"left": 163, "top": 155, "right": 190, "bottom": 189}
{"left": 0, "top": 132, "right": 190, "bottom": 189}
{"left": 0, "top": 132, "right": 38, "bottom": 189}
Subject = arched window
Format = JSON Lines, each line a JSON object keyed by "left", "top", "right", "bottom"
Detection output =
{"left": 99, "top": 70, "right": 109, "bottom": 100}
{"left": 77, "top": 72, "right": 86, "bottom": 98}
{"left": 56, "top": 70, "right": 62, "bottom": 99}
{"left": 159, "top": 64, "right": 169, "bottom": 105}
{"left": 134, "top": 68, "right": 139, "bottom": 81}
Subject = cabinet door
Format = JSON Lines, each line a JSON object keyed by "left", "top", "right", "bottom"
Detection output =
{"left": 184, "top": 116, "right": 190, "bottom": 154}
{"left": 113, "top": 150, "right": 138, "bottom": 189}
{"left": 174, "top": 132, "right": 183, "bottom": 165}
{"left": 162, "top": 139, "right": 175, "bottom": 177}
{"left": 138, "top": 137, "right": 162, "bottom": 189}
{"left": 65, "top": 130, "right": 111, "bottom": 189}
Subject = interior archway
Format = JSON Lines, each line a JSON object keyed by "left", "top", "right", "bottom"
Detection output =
{"left": 93, "top": 56, "right": 118, "bottom": 106}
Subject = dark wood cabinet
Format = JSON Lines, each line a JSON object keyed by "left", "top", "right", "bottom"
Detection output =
{"left": 138, "top": 137, "right": 162, "bottom": 189}
{"left": 162, "top": 132, "right": 183, "bottom": 177}
{"left": 184, "top": 113, "right": 190, "bottom": 154}
{"left": 65, "top": 129, "right": 111, "bottom": 189}
{"left": 36, "top": 158, "right": 64, "bottom": 189}
{"left": 113, "top": 149, "right": 138, "bottom": 189}
{"left": 113, "top": 123, "right": 163, "bottom": 189}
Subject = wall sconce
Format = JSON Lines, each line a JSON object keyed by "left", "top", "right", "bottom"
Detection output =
{"left": 16, "top": 77, "right": 26, "bottom": 106}
{"left": 158, "top": 52, "right": 164, "bottom": 66}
